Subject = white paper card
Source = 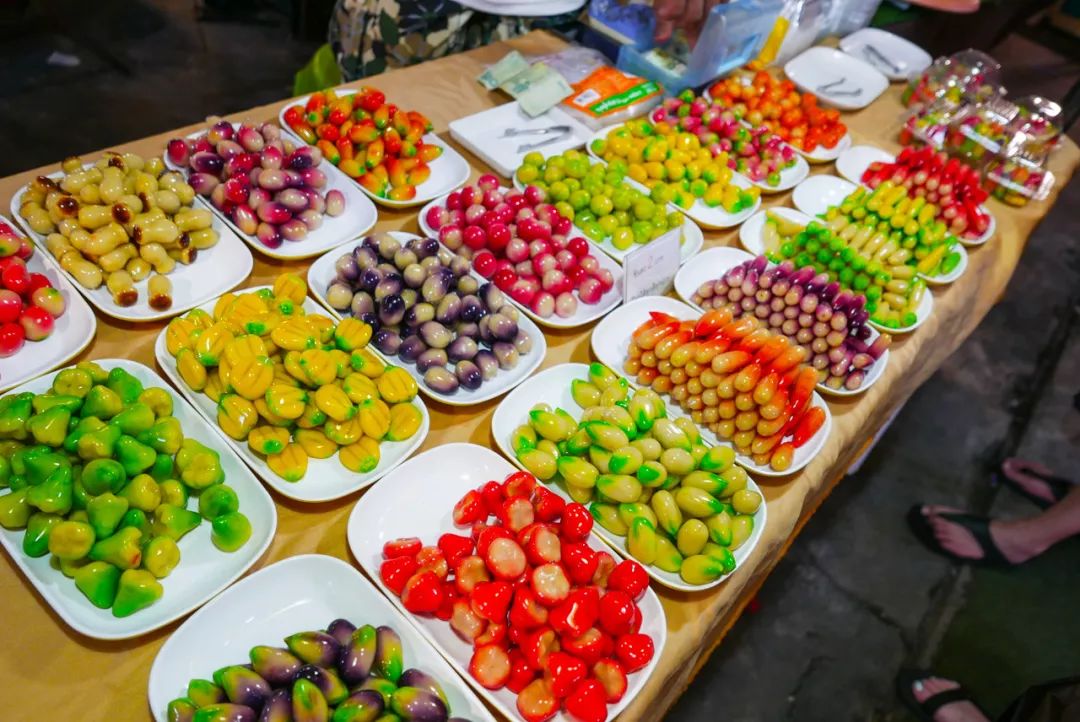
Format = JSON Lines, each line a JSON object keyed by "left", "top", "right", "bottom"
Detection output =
{"left": 622, "top": 229, "right": 681, "bottom": 303}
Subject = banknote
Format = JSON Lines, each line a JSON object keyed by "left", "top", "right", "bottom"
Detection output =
{"left": 500, "top": 63, "right": 574, "bottom": 117}
{"left": 478, "top": 50, "right": 530, "bottom": 90}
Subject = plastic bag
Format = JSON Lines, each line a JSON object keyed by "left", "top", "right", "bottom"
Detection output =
{"left": 536, "top": 47, "right": 663, "bottom": 130}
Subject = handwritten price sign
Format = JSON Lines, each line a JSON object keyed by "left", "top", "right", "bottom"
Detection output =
{"left": 622, "top": 228, "right": 682, "bottom": 303}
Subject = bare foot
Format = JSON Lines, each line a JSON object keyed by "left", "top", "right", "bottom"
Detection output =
{"left": 921, "top": 506, "right": 1045, "bottom": 564}
{"left": 912, "top": 677, "right": 989, "bottom": 722}
{"left": 1002, "top": 458, "right": 1064, "bottom": 503}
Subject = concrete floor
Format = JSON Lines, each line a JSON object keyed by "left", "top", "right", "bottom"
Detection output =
{"left": 0, "top": 2, "right": 1077, "bottom": 720}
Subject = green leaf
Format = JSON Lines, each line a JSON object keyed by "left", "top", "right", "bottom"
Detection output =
{"left": 379, "top": 10, "right": 400, "bottom": 47}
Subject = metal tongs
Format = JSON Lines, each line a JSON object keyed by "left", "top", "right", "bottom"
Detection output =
{"left": 501, "top": 124, "right": 572, "bottom": 152}
{"left": 862, "top": 44, "right": 903, "bottom": 75}
{"left": 816, "top": 77, "right": 863, "bottom": 97}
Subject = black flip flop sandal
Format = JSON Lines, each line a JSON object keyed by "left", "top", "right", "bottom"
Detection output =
{"left": 896, "top": 668, "right": 989, "bottom": 722}
{"left": 993, "top": 462, "right": 1072, "bottom": 509}
{"left": 906, "top": 505, "right": 1012, "bottom": 567}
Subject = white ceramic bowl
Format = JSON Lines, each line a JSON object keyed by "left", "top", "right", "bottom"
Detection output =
{"left": 347, "top": 442, "right": 668, "bottom": 722}
{"left": 835, "top": 144, "right": 896, "bottom": 186}
{"left": 417, "top": 190, "right": 625, "bottom": 330}
{"left": 0, "top": 215, "right": 97, "bottom": 393}
{"left": 921, "top": 243, "right": 968, "bottom": 285}
{"left": 490, "top": 362, "right": 768, "bottom": 591}
{"left": 154, "top": 286, "right": 430, "bottom": 502}
{"left": 0, "top": 359, "right": 276, "bottom": 639}
{"left": 306, "top": 232, "right": 547, "bottom": 406}
{"left": 147, "top": 554, "right": 496, "bottom": 722}
{"left": 280, "top": 91, "right": 471, "bottom": 208}
{"left": 792, "top": 175, "right": 858, "bottom": 217}
{"left": 10, "top": 166, "right": 253, "bottom": 323}
{"left": 737, "top": 207, "right": 814, "bottom": 255}
{"left": 784, "top": 46, "right": 890, "bottom": 111}
{"left": 589, "top": 296, "right": 833, "bottom": 476}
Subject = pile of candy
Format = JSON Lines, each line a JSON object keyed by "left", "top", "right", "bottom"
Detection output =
{"left": 165, "top": 274, "right": 423, "bottom": 481}
{"left": 0, "top": 362, "right": 248, "bottom": 617}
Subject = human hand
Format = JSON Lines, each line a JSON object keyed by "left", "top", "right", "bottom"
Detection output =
{"left": 653, "top": 0, "right": 725, "bottom": 45}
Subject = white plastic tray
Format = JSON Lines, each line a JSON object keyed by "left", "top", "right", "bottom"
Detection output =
{"left": 510, "top": 171, "right": 705, "bottom": 266}
{"left": 280, "top": 91, "right": 471, "bottom": 209}
{"left": 0, "top": 359, "right": 276, "bottom": 639}
{"left": 154, "top": 286, "right": 430, "bottom": 502}
{"left": 784, "top": 46, "right": 890, "bottom": 111}
{"left": 166, "top": 122, "right": 377, "bottom": 261}
{"left": 306, "top": 233, "right": 547, "bottom": 406}
{"left": 449, "top": 102, "right": 593, "bottom": 178}
{"left": 0, "top": 215, "right": 97, "bottom": 393}
{"left": 590, "top": 296, "right": 833, "bottom": 476}
{"left": 148, "top": 554, "right": 496, "bottom": 722}
{"left": 10, "top": 167, "right": 253, "bottom": 323}
{"left": 586, "top": 127, "right": 762, "bottom": 229}
{"left": 347, "top": 442, "right": 667, "bottom": 722}
{"left": 839, "top": 28, "right": 932, "bottom": 82}
{"left": 417, "top": 191, "right": 625, "bottom": 330}
{"left": 491, "top": 363, "right": 767, "bottom": 591}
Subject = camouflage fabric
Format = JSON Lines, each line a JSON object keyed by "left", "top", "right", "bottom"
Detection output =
{"left": 329, "top": 0, "right": 581, "bottom": 80}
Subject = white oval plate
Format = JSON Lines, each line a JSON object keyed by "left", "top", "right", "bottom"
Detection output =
{"left": 10, "top": 167, "right": 253, "bottom": 323}
{"left": 784, "top": 46, "right": 890, "bottom": 111}
{"left": 737, "top": 207, "right": 814, "bottom": 255}
{"left": 839, "top": 27, "right": 933, "bottom": 82}
{"left": 148, "top": 554, "right": 495, "bottom": 722}
{"left": 417, "top": 191, "right": 625, "bottom": 330}
{"left": 959, "top": 210, "right": 995, "bottom": 247}
{"left": 166, "top": 123, "right": 378, "bottom": 260}
{"left": 510, "top": 174, "right": 705, "bottom": 266}
{"left": 590, "top": 296, "right": 832, "bottom": 476}
{"left": 794, "top": 131, "right": 853, "bottom": 164}
{"left": 306, "top": 233, "right": 547, "bottom": 407}
{"left": 280, "top": 91, "right": 471, "bottom": 208}
{"left": 154, "top": 286, "right": 430, "bottom": 502}
{"left": 0, "top": 215, "right": 97, "bottom": 393}
{"left": 347, "top": 442, "right": 668, "bottom": 722}
{"left": 674, "top": 251, "right": 890, "bottom": 396}
{"left": 673, "top": 246, "right": 756, "bottom": 305}
{"left": 792, "top": 175, "right": 858, "bottom": 217}
{"left": 0, "top": 359, "right": 276, "bottom": 639}
{"left": 586, "top": 126, "right": 762, "bottom": 229}
{"left": 751, "top": 152, "right": 810, "bottom": 194}
{"left": 921, "top": 243, "right": 968, "bottom": 285}
{"left": 836, "top": 144, "right": 896, "bottom": 186}
{"left": 491, "top": 363, "right": 767, "bottom": 592}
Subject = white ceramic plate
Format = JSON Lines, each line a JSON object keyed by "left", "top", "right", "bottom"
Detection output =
{"left": 792, "top": 175, "right": 858, "bottom": 217}
{"left": 737, "top": 207, "right": 814, "bottom": 255}
{"left": 417, "top": 191, "right": 625, "bottom": 330}
{"left": 347, "top": 443, "right": 668, "bottom": 722}
{"left": 586, "top": 126, "right": 762, "bottom": 229}
{"left": 673, "top": 251, "right": 890, "bottom": 396}
{"left": 166, "top": 123, "right": 378, "bottom": 261}
{"left": 490, "top": 363, "right": 768, "bottom": 591}
{"left": 959, "top": 211, "right": 995, "bottom": 247}
{"left": 784, "top": 46, "right": 890, "bottom": 111}
{"left": 0, "top": 359, "right": 276, "bottom": 639}
{"left": 306, "top": 233, "right": 547, "bottom": 407}
{"left": 794, "top": 130, "right": 853, "bottom": 164}
{"left": 280, "top": 91, "right": 471, "bottom": 209}
{"left": 869, "top": 286, "right": 934, "bottom": 335}
{"left": 750, "top": 151, "right": 810, "bottom": 193}
{"left": 154, "top": 286, "right": 430, "bottom": 502}
{"left": 839, "top": 28, "right": 932, "bottom": 82}
{"left": 0, "top": 215, "right": 97, "bottom": 393}
{"left": 510, "top": 171, "right": 705, "bottom": 266}
{"left": 921, "top": 243, "right": 968, "bottom": 285}
{"left": 148, "top": 554, "right": 495, "bottom": 722}
{"left": 589, "top": 296, "right": 832, "bottom": 476}
{"left": 836, "top": 144, "right": 896, "bottom": 187}
{"left": 10, "top": 169, "right": 253, "bottom": 323}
